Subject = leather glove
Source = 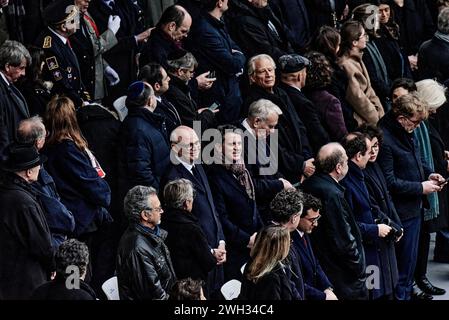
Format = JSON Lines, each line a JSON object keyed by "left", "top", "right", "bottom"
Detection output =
{"left": 104, "top": 66, "right": 120, "bottom": 86}
{"left": 108, "top": 15, "right": 121, "bottom": 35}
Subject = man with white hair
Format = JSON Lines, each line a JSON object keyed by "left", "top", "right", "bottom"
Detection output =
{"left": 239, "top": 98, "right": 293, "bottom": 223}
{"left": 116, "top": 185, "right": 176, "bottom": 300}
{"left": 244, "top": 54, "right": 314, "bottom": 184}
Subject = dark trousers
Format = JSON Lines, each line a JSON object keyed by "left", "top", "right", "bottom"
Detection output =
{"left": 434, "top": 230, "right": 449, "bottom": 261}
{"left": 395, "top": 215, "right": 421, "bottom": 300}
{"left": 414, "top": 220, "right": 430, "bottom": 279}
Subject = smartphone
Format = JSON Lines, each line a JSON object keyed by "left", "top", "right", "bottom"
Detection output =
{"left": 208, "top": 102, "right": 220, "bottom": 111}
{"left": 438, "top": 177, "right": 449, "bottom": 185}
{"left": 208, "top": 71, "right": 216, "bottom": 79}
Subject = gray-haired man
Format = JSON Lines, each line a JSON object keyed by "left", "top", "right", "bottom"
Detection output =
{"left": 116, "top": 185, "right": 176, "bottom": 300}
{"left": 0, "top": 40, "right": 31, "bottom": 153}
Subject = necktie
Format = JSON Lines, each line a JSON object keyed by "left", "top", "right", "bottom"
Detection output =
{"left": 192, "top": 165, "right": 201, "bottom": 181}
{"left": 302, "top": 236, "right": 308, "bottom": 248}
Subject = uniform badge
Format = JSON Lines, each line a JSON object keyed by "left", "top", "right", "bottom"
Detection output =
{"left": 67, "top": 67, "right": 72, "bottom": 73}
{"left": 53, "top": 70, "right": 63, "bottom": 81}
{"left": 67, "top": 73, "right": 72, "bottom": 79}
{"left": 46, "top": 56, "right": 59, "bottom": 70}
{"left": 43, "top": 36, "right": 52, "bottom": 49}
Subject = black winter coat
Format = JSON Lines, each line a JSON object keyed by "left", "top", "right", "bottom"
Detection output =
{"left": 0, "top": 174, "right": 54, "bottom": 300}
{"left": 31, "top": 277, "right": 96, "bottom": 300}
{"left": 226, "top": 0, "right": 293, "bottom": 62}
{"left": 418, "top": 36, "right": 449, "bottom": 83}
{"left": 244, "top": 85, "right": 313, "bottom": 183}
{"left": 161, "top": 208, "right": 216, "bottom": 282}
{"left": 301, "top": 173, "right": 368, "bottom": 300}
{"left": 240, "top": 262, "right": 295, "bottom": 300}
{"left": 116, "top": 224, "right": 176, "bottom": 300}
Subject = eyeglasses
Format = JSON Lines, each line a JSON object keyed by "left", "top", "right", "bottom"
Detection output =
{"left": 404, "top": 117, "right": 422, "bottom": 126}
{"left": 145, "top": 206, "right": 163, "bottom": 213}
{"left": 176, "top": 141, "right": 201, "bottom": 150}
{"left": 305, "top": 215, "right": 321, "bottom": 224}
{"left": 359, "top": 33, "right": 369, "bottom": 40}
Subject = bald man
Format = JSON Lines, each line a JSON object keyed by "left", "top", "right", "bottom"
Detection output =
{"left": 160, "top": 125, "right": 226, "bottom": 299}
{"left": 301, "top": 142, "right": 368, "bottom": 300}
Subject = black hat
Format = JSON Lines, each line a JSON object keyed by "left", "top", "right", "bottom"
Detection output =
{"left": 1, "top": 143, "right": 47, "bottom": 172}
{"left": 43, "top": 0, "right": 79, "bottom": 26}
{"left": 278, "top": 54, "right": 311, "bottom": 74}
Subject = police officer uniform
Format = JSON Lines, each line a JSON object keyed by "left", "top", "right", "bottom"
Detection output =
{"left": 36, "top": 0, "right": 89, "bottom": 107}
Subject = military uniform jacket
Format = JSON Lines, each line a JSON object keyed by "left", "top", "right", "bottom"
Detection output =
{"left": 37, "top": 27, "right": 87, "bottom": 107}
{"left": 70, "top": 13, "right": 118, "bottom": 101}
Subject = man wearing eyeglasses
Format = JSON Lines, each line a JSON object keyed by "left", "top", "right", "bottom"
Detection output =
{"left": 293, "top": 192, "right": 337, "bottom": 300}
{"left": 377, "top": 93, "right": 446, "bottom": 300}
{"left": 116, "top": 185, "right": 176, "bottom": 300}
{"left": 160, "top": 125, "right": 226, "bottom": 299}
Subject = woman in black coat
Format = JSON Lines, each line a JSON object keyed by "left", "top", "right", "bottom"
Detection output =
{"left": 161, "top": 179, "right": 218, "bottom": 286}
{"left": 360, "top": 125, "right": 402, "bottom": 299}
{"left": 240, "top": 225, "right": 295, "bottom": 300}
{"left": 207, "top": 125, "right": 264, "bottom": 282}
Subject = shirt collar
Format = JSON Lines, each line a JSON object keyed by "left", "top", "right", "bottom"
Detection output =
{"left": 176, "top": 155, "right": 195, "bottom": 173}
{"left": 242, "top": 119, "right": 256, "bottom": 139}
{"left": 0, "top": 71, "right": 10, "bottom": 85}
{"left": 49, "top": 27, "right": 68, "bottom": 45}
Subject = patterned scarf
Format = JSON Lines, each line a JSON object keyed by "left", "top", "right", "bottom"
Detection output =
{"left": 223, "top": 160, "right": 255, "bottom": 201}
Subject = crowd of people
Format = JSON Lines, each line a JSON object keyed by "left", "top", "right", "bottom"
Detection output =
{"left": 0, "top": 0, "right": 449, "bottom": 301}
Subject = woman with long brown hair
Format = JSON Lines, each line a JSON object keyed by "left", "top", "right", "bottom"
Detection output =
{"left": 239, "top": 225, "right": 294, "bottom": 300}
{"left": 337, "top": 20, "right": 384, "bottom": 127}
{"left": 43, "top": 95, "right": 112, "bottom": 290}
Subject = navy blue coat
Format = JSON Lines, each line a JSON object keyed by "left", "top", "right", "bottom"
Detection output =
{"left": 31, "top": 166, "right": 75, "bottom": 248}
{"left": 118, "top": 107, "right": 170, "bottom": 196}
{"left": 364, "top": 161, "right": 401, "bottom": 297}
{"left": 301, "top": 173, "right": 368, "bottom": 300}
{"left": 377, "top": 111, "right": 433, "bottom": 221}
{"left": 139, "top": 28, "right": 179, "bottom": 70}
{"left": 188, "top": 12, "right": 246, "bottom": 124}
{"left": 43, "top": 140, "right": 111, "bottom": 237}
{"left": 341, "top": 161, "right": 383, "bottom": 299}
{"left": 160, "top": 162, "right": 225, "bottom": 294}
{"left": 207, "top": 164, "right": 263, "bottom": 281}
{"left": 291, "top": 231, "right": 333, "bottom": 300}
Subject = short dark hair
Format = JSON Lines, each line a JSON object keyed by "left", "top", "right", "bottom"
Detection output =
{"left": 55, "top": 239, "right": 89, "bottom": 278}
{"left": 202, "top": 0, "right": 219, "bottom": 12}
{"left": 138, "top": 63, "right": 163, "bottom": 87}
{"left": 357, "top": 124, "right": 384, "bottom": 146}
{"left": 270, "top": 189, "right": 304, "bottom": 224}
{"left": 341, "top": 132, "right": 369, "bottom": 159}
{"left": 316, "top": 146, "right": 345, "bottom": 174}
{"left": 157, "top": 5, "right": 186, "bottom": 29}
{"left": 390, "top": 78, "right": 417, "bottom": 97}
{"left": 169, "top": 278, "right": 204, "bottom": 300}
{"left": 301, "top": 193, "right": 322, "bottom": 217}
{"left": 217, "top": 124, "right": 242, "bottom": 144}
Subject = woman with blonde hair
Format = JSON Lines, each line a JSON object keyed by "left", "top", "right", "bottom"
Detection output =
{"left": 239, "top": 225, "right": 294, "bottom": 300}
{"left": 43, "top": 95, "right": 112, "bottom": 290}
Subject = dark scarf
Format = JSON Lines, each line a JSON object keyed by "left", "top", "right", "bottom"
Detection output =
{"left": 223, "top": 160, "right": 255, "bottom": 200}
